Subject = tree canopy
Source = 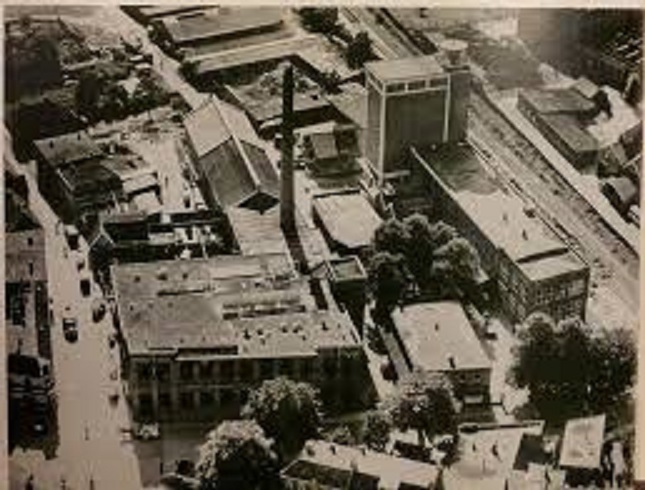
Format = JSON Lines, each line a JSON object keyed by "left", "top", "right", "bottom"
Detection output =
{"left": 431, "top": 237, "right": 481, "bottom": 296}
{"left": 242, "top": 377, "right": 322, "bottom": 456}
{"left": 299, "top": 8, "right": 340, "bottom": 34}
{"left": 367, "top": 251, "right": 410, "bottom": 317}
{"left": 362, "top": 410, "right": 393, "bottom": 452}
{"left": 346, "top": 31, "right": 376, "bottom": 69}
{"left": 369, "top": 214, "right": 479, "bottom": 309}
{"left": 509, "top": 314, "right": 636, "bottom": 424}
{"left": 381, "top": 372, "right": 458, "bottom": 446}
{"left": 196, "top": 420, "right": 278, "bottom": 490}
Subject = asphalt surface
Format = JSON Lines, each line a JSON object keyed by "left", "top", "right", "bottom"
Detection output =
{"left": 6, "top": 150, "right": 143, "bottom": 489}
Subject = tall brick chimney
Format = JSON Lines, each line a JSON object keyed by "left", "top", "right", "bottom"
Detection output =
{"left": 280, "top": 64, "right": 296, "bottom": 233}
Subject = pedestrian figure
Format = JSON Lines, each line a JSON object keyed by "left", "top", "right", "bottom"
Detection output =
{"left": 491, "top": 442, "right": 500, "bottom": 460}
{"left": 84, "top": 426, "right": 90, "bottom": 441}
{"left": 60, "top": 477, "right": 67, "bottom": 490}
{"left": 25, "top": 474, "right": 34, "bottom": 490}
{"left": 89, "top": 476, "right": 95, "bottom": 490}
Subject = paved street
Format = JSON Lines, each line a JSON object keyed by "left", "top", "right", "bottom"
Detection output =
{"left": 6, "top": 153, "right": 143, "bottom": 490}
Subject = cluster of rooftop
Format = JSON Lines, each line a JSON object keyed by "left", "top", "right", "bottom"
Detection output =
{"left": 112, "top": 253, "right": 365, "bottom": 421}
{"left": 33, "top": 131, "right": 161, "bottom": 225}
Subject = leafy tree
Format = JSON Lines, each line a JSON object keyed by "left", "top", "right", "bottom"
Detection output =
{"left": 196, "top": 420, "right": 279, "bottom": 490}
{"left": 324, "top": 425, "right": 356, "bottom": 446}
{"left": 299, "top": 8, "right": 340, "bottom": 34}
{"left": 362, "top": 410, "right": 392, "bottom": 452}
{"left": 402, "top": 214, "right": 436, "bottom": 286}
{"left": 509, "top": 314, "right": 636, "bottom": 423}
{"left": 382, "top": 372, "right": 458, "bottom": 446}
{"left": 179, "top": 59, "right": 198, "bottom": 83}
{"left": 431, "top": 237, "right": 480, "bottom": 297}
{"left": 367, "top": 252, "right": 409, "bottom": 318}
{"left": 373, "top": 218, "right": 410, "bottom": 256}
{"left": 98, "top": 82, "right": 129, "bottom": 122}
{"left": 428, "top": 221, "right": 458, "bottom": 249}
{"left": 346, "top": 32, "right": 375, "bottom": 69}
{"left": 75, "top": 70, "right": 104, "bottom": 121}
{"left": 242, "top": 377, "right": 322, "bottom": 456}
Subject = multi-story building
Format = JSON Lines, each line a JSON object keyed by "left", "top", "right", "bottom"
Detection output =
{"left": 518, "top": 9, "right": 642, "bottom": 104}
{"left": 282, "top": 439, "right": 442, "bottom": 490}
{"left": 112, "top": 253, "right": 369, "bottom": 421}
{"left": 365, "top": 40, "right": 470, "bottom": 183}
{"left": 409, "top": 144, "right": 589, "bottom": 323}
{"left": 33, "top": 131, "right": 160, "bottom": 225}
{"left": 5, "top": 170, "right": 55, "bottom": 410}
{"left": 393, "top": 301, "right": 492, "bottom": 406}
{"left": 517, "top": 88, "right": 599, "bottom": 169}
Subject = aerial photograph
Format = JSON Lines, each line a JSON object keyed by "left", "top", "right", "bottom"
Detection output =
{"left": 3, "top": 5, "right": 642, "bottom": 490}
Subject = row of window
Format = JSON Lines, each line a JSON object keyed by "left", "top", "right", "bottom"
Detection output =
{"left": 135, "top": 356, "right": 356, "bottom": 385}
{"left": 385, "top": 77, "right": 448, "bottom": 94}
{"left": 138, "top": 387, "right": 241, "bottom": 415}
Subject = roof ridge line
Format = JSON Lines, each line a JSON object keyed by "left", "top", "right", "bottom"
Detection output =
{"left": 212, "top": 97, "right": 263, "bottom": 191}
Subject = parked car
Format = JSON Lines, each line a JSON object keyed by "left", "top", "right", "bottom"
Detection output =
{"left": 92, "top": 299, "right": 107, "bottom": 322}
{"left": 134, "top": 423, "right": 160, "bottom": 440}
{"left": 62, "top": 317, "right": 78, "bottom": 343}
{"left": 80, "top": 277, "right": 92, "bottom": 297}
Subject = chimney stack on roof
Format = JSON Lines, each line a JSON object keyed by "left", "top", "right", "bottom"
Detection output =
{"left": 439, "top": 39, "right": 468, "bottom": 67}
{"left": 280, "top": 65, "right": 296, "bottom": 234}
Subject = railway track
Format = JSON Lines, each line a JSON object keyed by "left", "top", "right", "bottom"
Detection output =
{"left": 355, "top": 7, "right": 639, "bottom": 312}
{"left": 470, "top": 94, "right": 639, "bottom": 270}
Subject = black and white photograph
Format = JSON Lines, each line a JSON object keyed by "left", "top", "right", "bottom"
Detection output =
{"left": 2, "top": 4, "right": 643, "bottom": 490}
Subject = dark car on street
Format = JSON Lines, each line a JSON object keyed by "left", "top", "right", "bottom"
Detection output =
{"left": 62, "top": 317, "right": 78, "bottom": 343}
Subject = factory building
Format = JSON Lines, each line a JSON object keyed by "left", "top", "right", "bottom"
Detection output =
{"left": 365, "top": 40, "right": 471, "bottom": 183}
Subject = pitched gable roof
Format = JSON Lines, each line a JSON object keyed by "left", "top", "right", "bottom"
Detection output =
{"left": 184, "top": 98, "right": 279, "bottom": 211}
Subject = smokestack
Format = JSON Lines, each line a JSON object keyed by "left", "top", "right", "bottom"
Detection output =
{"left": 280, "top": 65, "right": 296, "bottom": 233}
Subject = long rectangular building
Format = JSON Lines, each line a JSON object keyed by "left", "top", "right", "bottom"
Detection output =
{"left": 410, "top": 144, "right": 589, "bottom": 323}
{"left": 112, "top": 253, "right": 367, "bottom": 421}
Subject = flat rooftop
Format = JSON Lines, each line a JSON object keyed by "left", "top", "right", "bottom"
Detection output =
{"left": 415, "top": 145, "right": 586, "bottom": 277}
{"left": 327, "top": 256, "right": 367, "bottom": 283}
{"left": 366, "top": 55, "right": 444, "bottom": 83}
{"left": 519, "top": 88, "right": 597, "bottom": 115}
{"left": 446, "top": 421, "right": 546, "bottom": 490}
{"left": 112, "top": 254, "right": 359, "bottom": 357}
{"left": 559, "top": 414, "right": 605, "bottom": 469}
{"left": 284, "top": 439, "right": 440, "bottom": 490}
{"left": 312, "top": 190, "right": 382, "bottom": 251}
{"left": 393, "top": 301, "right": 491, "bottom": 372}
{"left": 162, "top": 7, "right": 284, "bottom": 45}
{"left": 195, "top": 35, "right": 319, "bottom": 77}
{"left": 538, "top": 113, "right": 598, "bottom": 154}
{"left": 34, "top": 131, "right": 104, "bottom": 167}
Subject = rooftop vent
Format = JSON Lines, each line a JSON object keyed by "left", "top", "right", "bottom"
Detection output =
{"left": 305, "top": 443, "right": 315, "bottom": 456}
